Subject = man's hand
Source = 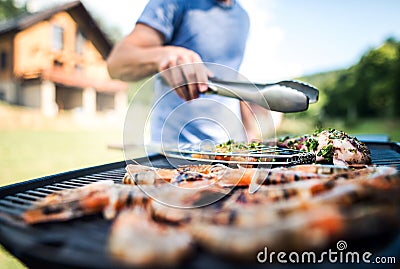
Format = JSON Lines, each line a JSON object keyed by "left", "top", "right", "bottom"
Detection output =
{"left": 158, "top": 46, "right": 210, "bottom": 101}
{"left": 107, "top": 23, "right": 211, "bottom": 101}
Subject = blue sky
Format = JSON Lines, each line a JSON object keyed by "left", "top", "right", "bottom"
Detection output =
{"left": 28, "top": 0, "right": 400, "bottom": 81}
{"left": 266, "top": 0, "right": 400, "bottom": 76}
{"left": 238, "top": 0, "right": 400, "bottom": 80}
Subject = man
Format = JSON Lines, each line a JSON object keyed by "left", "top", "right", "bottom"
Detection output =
{"left": 107, "top": 0, "right": 260, "bottom": 144}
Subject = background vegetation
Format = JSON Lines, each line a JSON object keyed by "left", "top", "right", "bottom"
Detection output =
{"left": 295, "top": 37, "right": 400, "bottom": 131}
{"left": 0, "top": 0, "right": 26, "bottom": 20}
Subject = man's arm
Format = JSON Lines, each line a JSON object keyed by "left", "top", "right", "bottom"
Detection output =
{"left": 107, "top": 23, "right": 208, "bottom": 100}
{"left": 107, "top": 23, "right": 165, "bottom": 81}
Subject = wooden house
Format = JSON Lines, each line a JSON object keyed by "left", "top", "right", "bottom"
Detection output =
{"left": 0, "top": 0, "right": 127, "bottom": 117}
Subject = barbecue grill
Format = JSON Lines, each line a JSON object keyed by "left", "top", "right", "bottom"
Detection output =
{"left": 0, "top": 141, "right": 399, "bottom": 269}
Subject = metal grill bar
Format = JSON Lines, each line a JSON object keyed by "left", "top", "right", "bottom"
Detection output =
{"left": 84, "top": 175, "right": 116, "bottom": 180}
{"left": 368, "top": 142, "right": 400, "bottom": 169}
{"left": 3, "top": 196, "right": 32, "bottom": 205}
{"left": 46, "top": 186, "right": 69, "bottom": 191}
{"left": 62, "top": 181, "right": 87, "bottom": 187}
{"left": 37, "top": 187, "right": 58, "bottom": 193}
{"left": 70, "top": 179, "right": 98, "bottom": 184}
{"left": 163, "top": 144, "right": 316, "bottom": 166}
{"left": 75, "top": 177, "right": 100, "bottom": 183}
{"left": 0, "top": 199, "right": 29, "bottom": 210}
{"left": 0, "top": 205, "right": 22, "bottom": 216}
{"left": 25, "top": 190, "right": 49, "bottom": 197}
{"left": 50, "top": 183, "right": 77, "bottom": 189}
{"left": 15, "top": 193, "right": 39, "bottom": 201}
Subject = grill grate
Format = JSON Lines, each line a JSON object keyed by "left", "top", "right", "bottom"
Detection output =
{"left": 162, "top": 144, "right": 316, "bottom": 166}
{"left": 368, "top": 142, "right": 400, "bottom": 168}
{"left": 0, "top": 167, "right": 127, "bottom": 220}
{"left": 0, "top": 143, "right": 399, "bottom": 269}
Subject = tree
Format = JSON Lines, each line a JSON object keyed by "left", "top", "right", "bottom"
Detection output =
{"left": 0, "top": 0, "right": 27, "bottom": 21}
{"left": 321, "top": 37, "right": 400, "bottom": 120}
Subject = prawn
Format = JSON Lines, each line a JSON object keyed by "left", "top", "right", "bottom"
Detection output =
{"left": 108, "top": 206, "right": 193, "bottom": 267}
{"left": 22, "top": 181, "right": 151, "bottom": 224}
{"left": 123, "top": 164, "right": 216, "bottom": 185}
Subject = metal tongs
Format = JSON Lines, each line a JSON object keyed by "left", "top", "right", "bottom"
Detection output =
{"left": 207, "top": 77, "right": 319, "bottom": 113}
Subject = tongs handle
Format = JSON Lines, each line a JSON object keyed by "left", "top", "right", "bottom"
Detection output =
{"left": 207, "top": 78, "right": 316, "bottom": 113}
{"left": 209, "top": 77, "right": 319, "bottom": 103}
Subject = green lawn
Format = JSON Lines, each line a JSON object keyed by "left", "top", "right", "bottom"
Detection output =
{"left": 0, "top": 245, "right": 25, "bottom": 269}
{"left": 0, "top": 129, "right": 128, "bottom": 186}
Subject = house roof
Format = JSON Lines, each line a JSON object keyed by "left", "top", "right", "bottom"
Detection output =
{"left": 0, "top": 0, "right": 113, "bottom": 59}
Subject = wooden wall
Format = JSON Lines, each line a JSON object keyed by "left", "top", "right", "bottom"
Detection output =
{"left": 13, "top": 11, "right": 108, "bottom": 81}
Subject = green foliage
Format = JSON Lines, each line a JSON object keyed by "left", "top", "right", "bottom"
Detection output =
{"left": 298, "top": 37, "right": 400, "bottom": 124}
{"left": 0, "top": 0, "right": 27, "bottom": 20}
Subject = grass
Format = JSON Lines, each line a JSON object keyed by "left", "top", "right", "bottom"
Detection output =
{"left": 0, "top": 129, "right": 125, "bottom": 185}
{"left": 0, "top": 101, "right": 134, "bottom": 186}
{"left": 0, "top": 246, "right": 25, "bottom": 269}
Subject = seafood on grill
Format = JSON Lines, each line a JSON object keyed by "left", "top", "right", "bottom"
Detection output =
{"left": 108, "top": 207, "right": 193, "bottom": 267}
{"left": 188, "top": 203, "right": 398, "bottom": 260}
{"left": 278, "top": 129, "right": 371, "bottom": 165}
{"left": 189, "top": 129, "right": 371, "bottom": 166}
{"left": 19, "top": 162, "right": 400, "bottom": 267}
{"left": 123, "top": 162, "right": 397, "bottom": 189}
{"left": 21, "top": 176, "right": 230, "bottom": 224}
{"left": 151, "top": 166, "right": 399, "bottom": 226}
{"left": 123, "top": 164, "right": 221, "bottom": 185}
{"left": 191, "top": 140, "right": 262, "bottom": 162}
{"left": 122, "top": 162, "right": 336, "bottom": 187}
{"left": 23, "top": 164, "right": 397, "bottom": 225}
{"left": 22, "top": 181, "right": 152, "bottom": 224}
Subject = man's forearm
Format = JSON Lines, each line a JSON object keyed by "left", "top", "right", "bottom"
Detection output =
{"left": 107, "top": 41, "right": 164, "bottom": 81}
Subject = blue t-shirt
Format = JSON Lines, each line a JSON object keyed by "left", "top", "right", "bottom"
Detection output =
{"left": 138, "top": 0, "right": 250, "bottom": 145}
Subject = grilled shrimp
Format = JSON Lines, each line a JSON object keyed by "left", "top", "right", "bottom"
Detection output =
{"left": 152, "top": 166, "right": 399, "bottom": 227}
{"left": 123, "top": 164, "right": 176, "bottom": 184}
{"left": 124, "top": 163, "right": 346, "bottom": 188}
{"left": 108, "top": 207, "right": 193, "bottom": 267}
{"left": 150, "top": 184, "right": 231, "bottom": 223}
{"left": 187, "top": 205, "right": 345, "bottom": 259}
{"left": 218, "top": 164, "right": 398, "bottom": 187}
{"left": 190, "top": 170, "right": 399, "bottom": 258}
{"left": 22, "top": 181, "right": 151, "bottom": 224}
{"left": 123, "top": 164, "right": 216, "bottom": 185}
{"left": 188, "top": 203, "right": 397, "bottom": 260}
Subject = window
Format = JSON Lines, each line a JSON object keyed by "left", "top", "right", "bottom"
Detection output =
{"left": 52, "top": 25, "right": 64, "bottom": 51}
{"left": 0, "top": 51, "right": 7, "bottom": 70}
{"left": 53, "top": 59, "right": 63, "bottom": 67}
{"left": 75, "top": 30, "right": 85, "bottom": 54}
